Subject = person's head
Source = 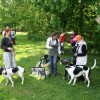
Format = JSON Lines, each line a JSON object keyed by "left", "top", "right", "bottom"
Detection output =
{"left": 73, "top": 35, "right": 83, "bottom": 43}
{"left": 11, "top": 28, "right": 13, "bottom": 31}
{"left": 6, "top": 26, "right": 10, "bottom": 29}
{"left": 61, "top": 32, "right": 65, "bottom": 35}
{"left": 51, "top": 32, "right": 58, "bottom": 40}
{"left": 4, "top": 28, "right": 11, "bottom": 37}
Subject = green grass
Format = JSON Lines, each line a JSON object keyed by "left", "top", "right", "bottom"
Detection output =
{"left": 0, "top": 32, "right": 100, "bottom": 100}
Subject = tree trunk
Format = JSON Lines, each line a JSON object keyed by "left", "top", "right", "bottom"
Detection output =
{"left": 79, "top": 0, "right": 85, "bottom": 34}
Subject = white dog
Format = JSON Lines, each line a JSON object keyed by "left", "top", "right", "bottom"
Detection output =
{"left": 62, "top": 59, "right": 96, "bottom": 87}
{"left": 0, "top": 66, "right": 25, "bottom": 87}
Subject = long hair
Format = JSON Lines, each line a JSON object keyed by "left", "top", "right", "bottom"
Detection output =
{"left": 4, "top": 28, "right": 11, "bottom": 36}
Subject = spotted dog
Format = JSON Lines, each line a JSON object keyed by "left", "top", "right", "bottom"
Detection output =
{"left": 60, "top": 59, "right": 96, "bottom": 87}
{"left": 0, "top": 66, "right": 25, "bottom": 87}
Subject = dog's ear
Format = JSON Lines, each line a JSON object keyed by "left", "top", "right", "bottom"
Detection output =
{"left": 0, "top": 69, "right": 2, "bottom": 75}
{"left": 1, "top": 66, "right": 5, "bottom": 69}
{"left": 39, "top": 59, "right": 42, "bottom": 63}
{"left": 0, "top": 67, "right": 4, "bottom": 71}
{"left": 44, "top": 54, "right": 48, "bottom": 58}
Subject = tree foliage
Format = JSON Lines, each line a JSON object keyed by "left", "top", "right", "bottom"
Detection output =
{"left": 0, "top": 0, "right": 100, "bottom": 53}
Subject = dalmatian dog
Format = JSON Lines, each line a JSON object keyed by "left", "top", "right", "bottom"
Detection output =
{"left": 60, "top": 59, "right": 96, "bottom": 87}
{"left": 0, "top": 66, "right": 25, "bottom": 87}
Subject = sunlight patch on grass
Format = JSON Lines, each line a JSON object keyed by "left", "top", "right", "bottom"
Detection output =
{"left": 14, "top": 41, "right": 47, "bottom": 62}
{"left": 16, "top": 32, "right": 28, "bottom": 35}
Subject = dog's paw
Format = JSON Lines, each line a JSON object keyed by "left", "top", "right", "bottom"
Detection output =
{"left": 68, "top": 83, "right": 70, "bottom": 84}
{"left": 21, "top": 82, "right": 24, "bottom": 84}
{"left": 87, "top": 85, "right": 89, "bottom": 87}
{"left": 12, "top": 85, "right": 14, "bottom": 87}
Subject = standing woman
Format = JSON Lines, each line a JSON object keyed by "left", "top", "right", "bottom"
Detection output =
{"left": 46, "top": 32, "right": 61, "bottom": 76}
{"left": 1, "top": 28, "right": 16, "bottom": 68}
{"left": 73, "top": 35, "right": 87, "bottom": 66}
{"left": 59, "top": 32, "right": 66, "bottom": 54}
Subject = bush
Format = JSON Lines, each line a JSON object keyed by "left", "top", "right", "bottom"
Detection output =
{"left": 87, "top": 40, "right": 100, "bottom": 55}
{"left": 27, "top": 31, "right": 47, "bottom": 41}
{"left": 87, "top": 41, "right": 94, "bottom": 53}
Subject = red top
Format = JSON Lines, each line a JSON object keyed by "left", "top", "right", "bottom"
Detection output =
{"left": 59, "top": 33, "right": 66, "bottom": 43}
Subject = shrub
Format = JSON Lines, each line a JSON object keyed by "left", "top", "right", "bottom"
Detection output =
{"left": 27, "top": 31, "right": 47, "bottom": 41}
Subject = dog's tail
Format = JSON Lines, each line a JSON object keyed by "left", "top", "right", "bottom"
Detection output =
{"left": 90, "top": 59, "right": 96, "bottom": 70}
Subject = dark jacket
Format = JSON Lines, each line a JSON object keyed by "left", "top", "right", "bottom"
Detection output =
{"left": 1, "top": 37, "right": 13, "bottom": 52}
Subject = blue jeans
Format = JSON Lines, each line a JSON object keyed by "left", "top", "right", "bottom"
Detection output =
{"left": 48, "top": 56, "right": 57, "bottom": 76}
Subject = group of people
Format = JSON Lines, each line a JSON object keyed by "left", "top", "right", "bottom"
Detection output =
{"left": 46, "top": 31, "right": 87, "bottom": 77}
{"left": 1, "top": 28, "right": 87, "bottom": 78}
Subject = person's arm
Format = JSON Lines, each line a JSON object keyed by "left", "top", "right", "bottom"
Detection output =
{"left": 1, "top": 38, "right": 7, "bottom": 50}
{"left": 58, "top": 39, "right": 61, "bottom": 55}
{"left": 1, "top": 38, "right": 13, "bottom": 51}
{"left": 77, "top": 44, "right": 87, "bottom": 56}
{"left": 46, "top": 38, "right": 53, "bottom": 49}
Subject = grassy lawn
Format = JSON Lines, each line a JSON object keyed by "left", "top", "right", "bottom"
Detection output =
{"left": 0, "top": 32, "right": 100, "bottom": 100}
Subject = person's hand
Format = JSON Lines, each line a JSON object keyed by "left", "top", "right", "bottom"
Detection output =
{"left": 51, "top": 44, "right": 57, "bottom": 47}
{"left": 7, "top": 47, "right": 13, "bottom": 51}
{"left": 50, "top": 47, "right": 53, "bottom": 49}
{"left": 74, "top": 53, "right": 77, "bottom": 56}
{"left": 51, "top": 45, "right": 55, "bottom": 47}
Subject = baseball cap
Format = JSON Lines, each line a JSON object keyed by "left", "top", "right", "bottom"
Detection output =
{"left": 73, "top": 35, "right": 83, "bottom": 41}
